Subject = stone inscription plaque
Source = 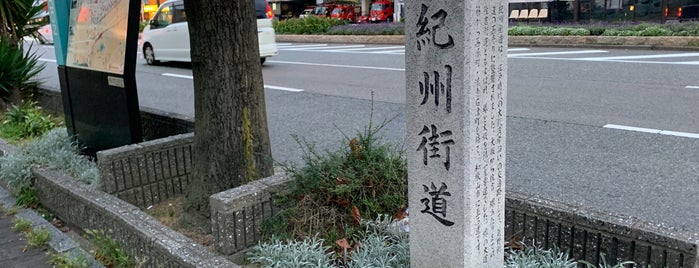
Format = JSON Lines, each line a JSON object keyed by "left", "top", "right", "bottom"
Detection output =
{"left": 406, "top": 0, "right": 508, "bottom": 266}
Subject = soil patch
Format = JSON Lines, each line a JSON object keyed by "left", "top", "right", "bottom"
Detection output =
{"left": 144, "top": 196, "right": 213, "bottom": 250}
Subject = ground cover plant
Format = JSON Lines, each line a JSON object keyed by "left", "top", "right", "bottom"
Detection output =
{"left": 327, "top": 22, "right": 405, "bottom": 35}
{"left": 0, "top": 127, "right": 100, "bottom": 191}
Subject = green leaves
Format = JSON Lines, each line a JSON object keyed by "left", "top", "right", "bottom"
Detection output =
{"left": 0, "top": 38, "right": 45, "bottom": 102}
{"left": 1, "top": 101, "right": 56, "bottom": 139}
{"left": 273, "top": 17, "right": 349, "bottom": 34}
{"left": 0, "top": 0, "right": 48, "bottom": 45}
{"left": 85, "top": 229, "right": 133, "bottom": 268}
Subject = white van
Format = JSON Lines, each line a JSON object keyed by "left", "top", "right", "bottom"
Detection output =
{"left": 141, "top": 0, "right": 278, "bottom": 65}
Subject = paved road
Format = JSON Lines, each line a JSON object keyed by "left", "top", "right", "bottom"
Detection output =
{"left": 31, "top": 42, "right": 699, "bottom": 236}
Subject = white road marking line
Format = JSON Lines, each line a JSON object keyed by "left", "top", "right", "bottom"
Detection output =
{"left": 658, "top": 130, "right": 699, "bottom": 139}
{"left": 276, "top": 44, "right": 329, "bottom": 49}
{"left": 368, "top": 49, "right": 405, "bottom": 54}
{"left": 162, "top": 73, "right": 193, "bottom": 79}
{"left": 603, "top": 124, "right": 661, "bottom": 134}
{"left": 324, "top": 45, "right": 404, "bottom": 52}
{"left": 267, "top": 60, "right": 405, "bottom": 71}
{"left": 264, "top": 85, "right": 304, "bottom": 92}
{"left": 161, "top": 73, "right": 303, "bottom": 92}
{"left": 39, "top": 58, "right": 57, "bottom": 63}
{"left": 281, "top": 45, "right": 367, "bottom": 51}
{"left": 508, "top": 50, "right": 608, "bottom": 57}
{"left": 580, "top": 52, "right": 699, "bottom": 61}
{"left": 507, "top": 48, "right": 530, "bottom": 51}
{"left": 686, "top": 86, "right": 699, "bottom": 89}
{"left": 511, "top": 56, "right": 699, "bottom": 66}
{"left": 604, "top": 124, "right": 699, "bottom": 138}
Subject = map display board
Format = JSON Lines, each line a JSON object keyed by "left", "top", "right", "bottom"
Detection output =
{"left": 66, "top": 0, "right": 130, "bottom": 74}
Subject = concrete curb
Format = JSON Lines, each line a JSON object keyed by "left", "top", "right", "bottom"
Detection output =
{"left": 277, "top": 34, "right": 699, "bottom": 50}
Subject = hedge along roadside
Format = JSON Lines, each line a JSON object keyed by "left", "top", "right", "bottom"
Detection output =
{"left": 275, "top": 34, "right": 699, "bottom": 50}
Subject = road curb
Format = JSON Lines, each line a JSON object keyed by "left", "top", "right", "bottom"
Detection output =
{"left": 277, "top": 34, "right": 699, "bottom": 50}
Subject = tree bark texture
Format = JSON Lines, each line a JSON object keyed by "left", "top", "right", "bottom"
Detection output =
{"left": 183, "top": 0, "right": 274, "bottom": 220}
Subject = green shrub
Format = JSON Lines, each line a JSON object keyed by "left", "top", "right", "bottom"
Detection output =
{"left": 639, "top": 26, "right": 673, "bottom": 36}
{"left": 85, "top": 229, "right": 133, "bottom": 268}
{"left": 262, "top": 118, "right": 407, "bottom": 246}
{"left": 0, "top": 128, "right": 100, "bottom": 190}
{"left": 1, "top": 101, "right": 58, "bottom": 139}
{"left": 274, "top": 17, "right": 349, "bottom": 34}
{"left": 0, "top": 38, "right": 45, "bottom": 102}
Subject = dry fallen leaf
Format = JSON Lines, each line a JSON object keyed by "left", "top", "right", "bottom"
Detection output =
{"left": 394, "top": 206, "right": 408, "bottom": 220}
{"left": 351, "top": 206, "right": 362, "bottom": 226}
{"left": 336, "top": 238, "right": 351, "bottom": 250}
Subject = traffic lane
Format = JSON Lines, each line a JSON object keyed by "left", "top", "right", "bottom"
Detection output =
{"left": 509, "top": 57, "right": 699, "bottom": 133}
{"left": 507, "top": 116, "right": 699, "bottom": 233}
{"left": 264, "top": 89, "right": 406, "bottom": 166}
{"left": 30, "top": 44, "right": 699, "bottom": 233}
{"left": 266, "top": 89, "right": 699, "bottom": 234}
{"left": 261, "top": 61, "right": 405, "bottom": 103}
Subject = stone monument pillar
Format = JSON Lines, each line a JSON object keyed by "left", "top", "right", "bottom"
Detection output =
{"left": 405, "top": 0, "right": 508, "bottom": 266}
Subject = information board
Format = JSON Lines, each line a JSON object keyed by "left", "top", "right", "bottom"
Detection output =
{"left": 65, "top": 0, "right": 130, "bottom": 74}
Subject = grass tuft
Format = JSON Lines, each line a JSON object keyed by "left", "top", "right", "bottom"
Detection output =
{"left": 85, "top": 229, "right": 133, "bottom": 268}
{"left": 11, "top": 217, "right": 32, "bottom": 233}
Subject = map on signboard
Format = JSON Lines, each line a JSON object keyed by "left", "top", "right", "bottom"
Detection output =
{"left": 66, "top": 0, "right": 129, "bottom": 74}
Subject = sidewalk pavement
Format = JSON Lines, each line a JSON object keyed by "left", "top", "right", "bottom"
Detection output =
{"left": 0, "top": 184, "right": 101, "bottom": 268}
{"left": 0, "top": 211, "right": 51, "bottom": 268}
{"left": 0, "top": 187, "right": 52, "bottom": 268}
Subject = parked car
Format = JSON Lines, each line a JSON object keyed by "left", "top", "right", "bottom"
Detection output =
{"left": 313, "top": 4, "right": 336, "bottom": 17}
{"left": 300, "top": 6, "right": 314, "bottom": 18}
{"left": 141, "top": 0, "right": 278, "bottom": 65}
{"left": 679, "top": 4, "right": 699, "bottom": 22}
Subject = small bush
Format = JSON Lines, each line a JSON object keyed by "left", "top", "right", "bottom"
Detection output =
{"left": 274, "top": 17, "right": 349, "bottom": 34}
{"left": 0, "top": 38, "right": 45, "bottom": 101}
{"left": 85, "top": 229, "right": 133, "bottom": 268}
{"left": 1, "top": 101, "right": 58, "bottom": 140}
{"left": 262, "top": 118, "right": 407, "bottom": 247}
{"left": 0, "top": 128, "right": 100, "bottom": 190}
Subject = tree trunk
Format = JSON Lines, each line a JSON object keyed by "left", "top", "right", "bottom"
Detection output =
{"left": 182, "top": 0, "right": 274, "bottom": 230}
